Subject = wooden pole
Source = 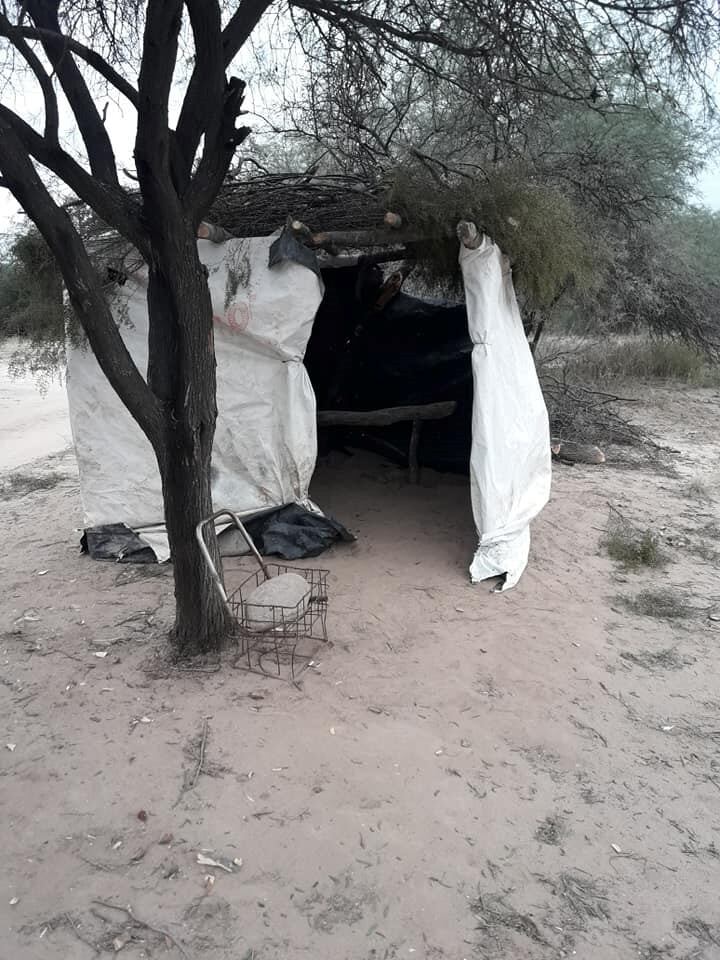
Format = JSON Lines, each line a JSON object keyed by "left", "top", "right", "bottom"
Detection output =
{"left": 408, "top": 419, "right": 422, "bottom": 484}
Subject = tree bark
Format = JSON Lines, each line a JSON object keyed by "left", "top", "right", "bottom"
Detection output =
{"left": 159, "top": 422, "right": 230, "bottom": 656}
{"left": 145, "top": 235, "right": 231, "bottom": 656}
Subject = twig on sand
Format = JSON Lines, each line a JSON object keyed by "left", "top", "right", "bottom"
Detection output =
{"left": 190, "top": 719, "right": 210, "bottom": 791}
{"left": 175, "top": 717, "right": 211, "bottom": 806}
{"left": 598, "top": 681, "right": 638, "bottom": 721}
{"left": 570, "top": 716, "right": 608, "bottom": 748}
{"left": 79, "top": 855, "right": 121, "bottom": 872}
{"left": 91, "top": 900, "right": 191, "bottom": 959}
{"left": 64, "top": 913, "right": 100, "bottom": 954}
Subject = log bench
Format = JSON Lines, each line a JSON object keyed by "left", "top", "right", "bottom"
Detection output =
{"left": 317, "top": 401, "right": 457, "bottom": 483}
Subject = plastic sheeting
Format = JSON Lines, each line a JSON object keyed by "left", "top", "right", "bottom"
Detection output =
{"left": 66, "top": 236, "right": 323, "bottom": 558}
{"left": 461, "top": 237, "right": 551, "bottom": 590}
{"left": 243, "top": 503, "right": 355, "bottom": 560}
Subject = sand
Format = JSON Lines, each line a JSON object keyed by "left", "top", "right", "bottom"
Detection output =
{"left": 1, "top": 378, "right": 720, "bottom": 959}
{"left": 0, "top": 339, "right": 72, "bottom": 471}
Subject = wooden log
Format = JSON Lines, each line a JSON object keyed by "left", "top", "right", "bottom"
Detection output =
{"left": 317, "top": 401, "right": 456, "bottom": 427}
{"left": 318, "top": 248, "right": 415, "bottom": 269}
{"left": 550, "top": 438, "right": 606, "bottom": 464}
{"left": 198, "top": 221, "right": 233, "bottom": 243}
{"left": 291, "top": 219, "right": 428, "bottom": 251}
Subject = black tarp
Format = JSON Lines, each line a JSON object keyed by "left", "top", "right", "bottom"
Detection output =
{"left": 82, "top": 505, "right": 353, "bottom": 563}
{"left": 81, "top": 523, "right": 157, "bottom": 563}
{"left": 243, "top": 504, "right": 354, "bottom": 560}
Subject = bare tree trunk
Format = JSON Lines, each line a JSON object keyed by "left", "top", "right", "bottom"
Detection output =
{"left": 146, "top": 237, "right": 231, "bottom": 656}
{"left": 159, "top": 420, "right": 229, "bottom": 656}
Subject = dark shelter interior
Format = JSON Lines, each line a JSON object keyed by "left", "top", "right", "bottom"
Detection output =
{"left": 305, "top": 261, "right": 475, "bottom": 475}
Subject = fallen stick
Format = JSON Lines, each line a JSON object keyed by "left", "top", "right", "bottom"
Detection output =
{"left": 174, "top": 717, "right": 211, "bottom": 806}
{"left": 190, "top": 718, "right": 210, "bottom": 790}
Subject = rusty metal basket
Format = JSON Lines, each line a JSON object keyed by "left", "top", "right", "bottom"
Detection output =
{"left": 196, "top": 510, "right": 329, "bottom": 680}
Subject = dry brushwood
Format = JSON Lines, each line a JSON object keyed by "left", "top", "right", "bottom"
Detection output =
{"left": 209, "top": 173, "right": 386, "bottom": 237}
{"left": 541, "top": 374, "right": 648, "bottom": 449}
{"left": 91, "top": 900, "right": 191, "bottom": 959}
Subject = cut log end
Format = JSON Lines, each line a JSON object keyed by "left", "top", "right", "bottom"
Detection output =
{"left": 198, "top": 222, "right": 233, "bottom": 244}
{"left": 457, "top": 220, "right": 482, "bottom": 250}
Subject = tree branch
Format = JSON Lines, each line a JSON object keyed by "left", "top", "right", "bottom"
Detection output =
{"left": 0, "top": 119, "right": 162, "bottom": 447}
{"left": 173, "top": 0, "right": 224, "bottom": 192}
{"left": 0, "top": 12, "right": 58, "bottom": 143}
{"left": 14, "top": 25, "right": 139, "bottom": 107}
{"left": 26, "top": 0, "right": 119, "bottom": 185}
{"left": 184, "top": 77, "right": 251, "bottom": 221}
{"left": 0, "top": 102, "right": 145, "bottom": 252}
{"left": 173, "top": 0, "right": 271, "bottom": 188}
{"left": 135, "top": 0, "right": 183, "bottom": 223}
{"left": 222, "top": 0, "right": 273, "bottom": 66}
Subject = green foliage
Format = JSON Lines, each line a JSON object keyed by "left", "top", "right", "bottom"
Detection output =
{"left": 0, "top": 228, "right": 64, "bottom": 340}
{"left": 542, "top": 96, "right": 703, "bottom": 219}
{"left": 566, "top": 206, "right": 720, "bottom": 353}
{"left": 385, "top": 169, "right": 597, "bottom": 309}
{"left": 0, "top": 226, "right": 80, "bottom": 386}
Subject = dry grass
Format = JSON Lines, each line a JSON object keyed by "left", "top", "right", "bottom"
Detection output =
{"left": 619, "top": 589, "right": 695, "bottom": 621}
{"left": 619, "top": 647, "right": 687, "bottom": 670}
{"left": 544, "top": 871, "right": 610, "bottom": 924}
{"left": 603, "top": 512, "right": 666, "bottom": 570}
{"left": 537, "top": 337, "right": 719, "bottom": 453}
{"left": 472, "top": 892, "right": 548, "bottom": 946}
{"left": 553, "top": 339, "right": 719, "bottom": 386}
{"left": 0, "top": 471, "right": 66, "bottom": 500}
{"left": 685, "top": 479, "right": 712, "bottom": 500}
{"left": 675, "top": 917, "right": 720, "bottom": 947}
{"left": 535, "top": 814, "right": 569, "bottom": 846}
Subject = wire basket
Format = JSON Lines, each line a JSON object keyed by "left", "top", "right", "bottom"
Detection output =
{"left": 229, "top": 563, "right": 329, "bottom": 679}
{"left": 197, "top": 510, "right": 329, "bottom": 681}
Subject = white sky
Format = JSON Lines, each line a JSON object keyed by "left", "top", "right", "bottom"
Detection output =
{"left": 695, "top": 163, "right": 720, "bottom": 209}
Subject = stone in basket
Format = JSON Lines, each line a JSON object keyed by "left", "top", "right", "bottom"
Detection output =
{"left": 243, "top": 572, "right": 311, "bottom": 632}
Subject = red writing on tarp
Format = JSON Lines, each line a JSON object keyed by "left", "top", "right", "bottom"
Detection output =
{"left": 213, "top": 303, "right": 250, "bottom": 333}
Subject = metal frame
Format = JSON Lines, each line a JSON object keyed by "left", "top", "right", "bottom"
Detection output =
{"left": 195, "top": 509, "right": 270, "bottom": 608}
{"left": 196, "top": 509, "right": 329, "bottom": 681}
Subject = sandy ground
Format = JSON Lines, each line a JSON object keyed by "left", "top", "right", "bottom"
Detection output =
{"left": 0, "top": 339, "right": 73, "bottom": 471}
{"left": 1, "top": 382, "right": 720, "bottom": 960}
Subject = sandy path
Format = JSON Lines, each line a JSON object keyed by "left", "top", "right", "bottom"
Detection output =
{"left": 0, "top": 339, "right": 72, "bottom": 471}
{"left": 1, "top": 385, "right": 719, "bottom": 959}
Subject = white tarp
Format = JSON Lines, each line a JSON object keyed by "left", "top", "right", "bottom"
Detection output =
{"left": 461, "top": 237, "right": 551, "bottom": 590}
{"left": 66, "top": 235, "right": 323, "bottom": 556}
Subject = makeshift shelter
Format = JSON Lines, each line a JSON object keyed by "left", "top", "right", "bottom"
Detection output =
{"left": 68, "top": 176, "right": 551, "bottom": 588}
